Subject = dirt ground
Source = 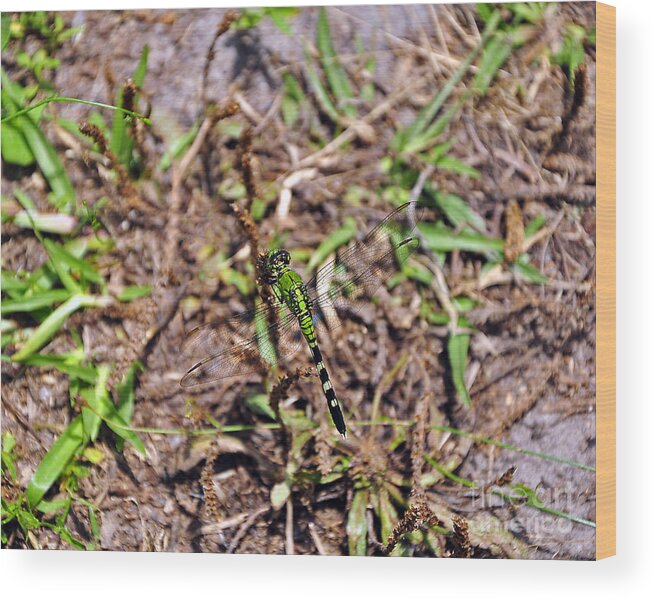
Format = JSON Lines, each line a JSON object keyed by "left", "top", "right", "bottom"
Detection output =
{"left": 1, "top": 3, "right": 597, "bottom": 558}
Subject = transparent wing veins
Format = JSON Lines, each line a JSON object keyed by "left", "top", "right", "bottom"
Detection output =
{"left": 180, "top": 202, "right": 424, "bottom": 386}
{"left": 181, "top": 309, "right": 302, "bottom": 386}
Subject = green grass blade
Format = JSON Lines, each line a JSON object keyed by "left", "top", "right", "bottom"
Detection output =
{"left": 110, "top": 90, "right": 131, "bottom": 166}
{"left": 115, "top": 361, "right": 143, "bottom": 451}
{"left": 430, "top": 424, "right": 595, "bottom": 472}
{"left": 250, "top": 417, "right": 596, "bottom": 473}
{"left": 117, "top": 285, "right": 151, "bottom": 302}
{"left": 506, "top": 2, "right": 547, "bottom": 24}
{"left": 377, "top": 485, "right": 399, "bottom": 543}
{"left": 22, "top": 262, "right": 66, "bottom": 296}
{"left": 418, "top": 222, "right": 503, "bottom": 254}
{"left": 434, "top": 155, "right": 480, "bottom": 178}
{"left": 304, "top": 47, "right": 341, "bottom": 123}
{"left": 80, "top": 364, "right": 111, "bottom": 442}
{"left": 305, "top": 216, "right": 357, "bottom": 273}
{"left": 255, "top": 296, "right": 277, "bottom": 371}
{"left": 425, "top": 455, "right": 475, "bottom": 487}
{"left": 552, "top": 23, "right": 587, "bottom": 84}
{"left": 42, "top": 238, "right": 105, "bottom": 288}
{"left": 1, "top": 289, "right": 71, "bottom": 313}
{"left": 158, "top": 122, "right": 200, "bottom": 171}
{"left": 425, "top": 455, "right": 595, "bottom": 528}
{"left": 21, "top": 353, "right": 97, "bottom": 384}
{"left": 524, "top": 214, "right": 546, "bottom": 238}
{"left": 347, "top": 487, "right": 369, "bottom": 555}
{"left": 1, "top": 119, "right": 35, "bottom": 165}
{"left": 132, "top": 43, "right": 149, "bottom": 87}
{"left": 317, "top": 7, "right": 356, "bottom": 117}
{"left": 1, "top": 270, "right": 29, "bottom": 293}
{"left": 13, "top": 190, "right": 81, "bottom": 294}
{"left": 82, "top": 370, "right": 146, "bottom": 456}
{"left": 10, "top": 210, "right": 77, "bottom": 234}
{"left": 281, "top": 72, "right": 305, "bottom": 127}
{"left": 447, "top": 333, "right": 472, "bottom": 408}
{"left": 392, "top": 9, "right": 501, "bottom": 153}
{"left": 11, "top": 294, "right": 113, "bottom": 361}
{"left": 270, "top": 481, "right": 291, "bottom": 511}
{"left": 34, "top": 498, "right": 71, "bottom": 514}
{"left": 25, "top": 415, "right": 85, "bottom": 507}
{"left": 431, "top": 192, "right": 485, "bottom": 229}
{"left": 110, "top": 44, "right": 149, "bottom": 166}
{"left": 504, "top": 483, "right": 595, "bottom": 528}
{"left": 282, "top": 71, "right": 305, "bottom": 102}
{"left": 471, "top": 33, "right": 513, "bottom": 95}
{"left": 404, "top": 104, "right": 458, "bottom": 154}
{"left": 246, "top": 393, "right": 277, "bottom": 420}
{"left": 1, "top": 96, "right": 152, "bottom": 125}
{"left": 1, "top": 72, "right": 76, "bottom": 212}
{"left": 512, "top": 260, "right": 548, "bottom": 284}
{"left": 87, "top": 505, "right": 101, "bottom": 548}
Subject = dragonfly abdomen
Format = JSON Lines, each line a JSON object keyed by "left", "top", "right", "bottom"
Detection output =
{"left": 277, "top": 271, "right": 346, "bottom": 436}
{"left": 310, "top": 344, "right": 347, "bottom": 438}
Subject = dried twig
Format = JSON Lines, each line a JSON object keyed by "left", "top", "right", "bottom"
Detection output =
{"left": 237, "top": 127, "right": 260, "bottom": 208}
{"left": 195, "top": 512, "right": 250, "bottom": 538}
{"left": 201, "top": 10, "right": 239, "bottom": 105}
{"left": 385, "top": 502, "right": 443, "bottom": 554}
{"left": 483, "top": 466, "right": 517, "bottom": 491}
{"left": 167, "top": 102, "right": 240, "bottom": 279}
{"left": 332, "top": 7, "right": 480, "bottom": 72}
{"left": 79, "top": 122, "right": 146, "bottom": 211}
{"left": 369, "top": 352, "right": 410, "bottom": 429}
{"left": 548, "top": 64, "right": 588, "bottom": 156}
{"left": 450, "top": 514, "right": 473, "bottom": 558}
{"left": 226, "top": 505, "right": 270, "bottom": 553}
{"left": 285, "top": 497, "right": 295, "bottom": 555}
{"left": 408, "top": 167, "right": 459, "bottom": 333}
{"left": 121, "top": 79, "right": 149, "bottom": 155}
{"left": 200, "top": 437, "right": 222, "bottom": 522}
{"left": 297, "top": 73, "right": 430, "bottom": 169}
{"left": 480, "top": 183, "right": 596, "bottom": 206}
{"left": 411, "top": 394, "right": 430, "bottom": 501}
{"left": 308, "top": 522, "right": 327, "bottom": 555}
{"left": 316, "top": 419, "right": 334, "bottom": 477}
{"left": 503, "top": 199, "right": 524, "bottom": 263}
{"left": 269, "top": 368, "right": 314, "bottom": 435}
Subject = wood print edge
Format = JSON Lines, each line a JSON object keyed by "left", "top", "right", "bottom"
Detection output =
{"left": 595, "top": 0, "right": 616, "bottom": 560}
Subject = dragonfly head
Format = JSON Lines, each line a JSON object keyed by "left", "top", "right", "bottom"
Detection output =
{"left": 260, "top": 248, "right": 290, "bottom": 284}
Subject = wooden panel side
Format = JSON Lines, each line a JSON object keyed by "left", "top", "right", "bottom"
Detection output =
{"left": 595, "top": 1, "right": 616, "bottom": 560}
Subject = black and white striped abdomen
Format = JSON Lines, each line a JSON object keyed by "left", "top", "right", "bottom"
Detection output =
{"left": 310, "top": 345, "right": 346, "bottom": 437}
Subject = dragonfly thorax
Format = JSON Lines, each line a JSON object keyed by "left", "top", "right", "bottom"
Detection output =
{"left": 259, "top": 248, "right": 290, "bottom": 284}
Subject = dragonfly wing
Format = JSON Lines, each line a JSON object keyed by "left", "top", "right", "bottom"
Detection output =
{"left": 181, "top": 309, "right": 304, "bottom": 387}
{"left": 305, "top": 202, "right": 424, "bottom": 297}
{"left": 306, "top": 202, "right": 425, "bottom": 331}
{"left": 181, "top": 202, "right": 425, "bottom": 386}
{"left": 181, "top": 334, "right": 266, "bottom": 387}
{"left": 181, "top": 298, "right": 295, "bottom": 365}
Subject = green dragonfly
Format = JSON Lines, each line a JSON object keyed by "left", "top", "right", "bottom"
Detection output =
{"left": 180, "top": 201, "right": 425, "bottom": 437}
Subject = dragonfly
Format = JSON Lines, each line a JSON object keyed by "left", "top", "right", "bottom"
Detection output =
{"left": 180, "top": 201, "right": 425, "bottom": 438}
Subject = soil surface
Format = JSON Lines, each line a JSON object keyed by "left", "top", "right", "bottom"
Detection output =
{"left": 2, "top": 4, "right": 597, "bottom": 558}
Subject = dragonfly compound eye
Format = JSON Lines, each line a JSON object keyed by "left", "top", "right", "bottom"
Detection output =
{"left": 270, "top": 249, "right": 290, "bottom": 269}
